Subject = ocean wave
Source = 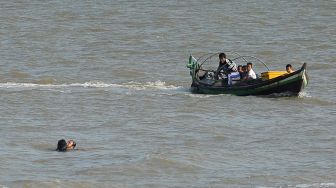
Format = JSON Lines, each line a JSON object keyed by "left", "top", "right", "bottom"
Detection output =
{"left": 120, "top": 80, "right": 182, "bottom": 90}
{"left": 184, "top": 93, "right": 216, "bottom": 98}
{"left": 298, "top": 91, "right": 312, "bottom": 98}
{"left": 255, "top": 183, "right": 336, "bottom": 188}
{"left": 4, "top": 181, "right": 335, "bottom": 188}
{"left": 0, "top": 81, "right": 182, "bottom": 91}
{"left": 267, "top": 182, "right": 336, "bottom": 188}
{"left": 256, "top": 91, "right": 313, "bottom": 98}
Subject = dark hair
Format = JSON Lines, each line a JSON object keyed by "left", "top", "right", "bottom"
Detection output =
{"left": 247, "top": 62, "right": 253, "bottom": 67}
{"left": 57, "top": 139, "right": 67, "bottom": 152}
{"left": 238, "top": 65, "right": 242, "bottom": 68}
{"left": 286, "top": 64, "right": 292, "bottom": 68}
{"left": 219, "top": 53, "right": 226, "bottom": 59}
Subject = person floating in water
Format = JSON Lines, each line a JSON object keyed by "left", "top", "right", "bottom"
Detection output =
{"left": 56, "top": 139, "right": 76, "bottom": 152}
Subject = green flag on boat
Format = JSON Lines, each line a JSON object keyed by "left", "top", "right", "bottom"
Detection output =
{"left": 186, "top": 55, "right": 198, "bottom": 70}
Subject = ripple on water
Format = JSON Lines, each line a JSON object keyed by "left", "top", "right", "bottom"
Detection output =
{"left": 0, "top": 0, "right": 335, "bottom": 187}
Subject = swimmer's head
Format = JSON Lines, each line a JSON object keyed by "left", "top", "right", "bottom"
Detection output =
{"left": 57, "top": 139, "right": 76, "bottom": 152}
{"left": 57, "top": 139, "right": 67, "bottom": 152}
{"left": 67, "top": 139, "right": 76, "bottom": 150}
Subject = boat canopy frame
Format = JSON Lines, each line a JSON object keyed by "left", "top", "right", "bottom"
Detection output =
{"left": 195, "top": 52, "right": 270, "bottom": 71}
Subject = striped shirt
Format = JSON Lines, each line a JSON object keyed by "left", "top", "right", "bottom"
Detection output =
{"left": 217, "top": 59, "right": 237, "bottom": 74}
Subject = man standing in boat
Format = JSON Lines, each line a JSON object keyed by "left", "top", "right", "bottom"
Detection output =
{"left": 215, "top": 53, "right": 240, "bottom": 85}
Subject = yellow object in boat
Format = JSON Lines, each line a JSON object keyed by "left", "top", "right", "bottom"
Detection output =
{"left": 261, "top": 71, "right": 288, "bottom": 80}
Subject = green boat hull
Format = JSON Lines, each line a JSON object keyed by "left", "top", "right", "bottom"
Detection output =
{"left": 190, "top": 63, "right": 308, "bottom": 96}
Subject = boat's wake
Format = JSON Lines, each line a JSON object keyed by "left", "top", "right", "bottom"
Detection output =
{"left": 259, "top": 91, "right": 312, "bottom": 98}
{"left": 0, "top": 80, "right": 193, "bottom": 97}
{"left": 0, "top": 80, "right": 183, "bottom": 91}
{"left": 255, "top": 182, "right": 336, "bottom": 188}
{"left": 0, "top": 81, "right": 317, "bottom": 100}
{"left": 298, "top": 91, "right": 312, "bottom": 98}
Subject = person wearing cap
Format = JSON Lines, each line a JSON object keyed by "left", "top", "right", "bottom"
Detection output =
{"left": 56, "top": 139, "right": 76, "bottom": 152}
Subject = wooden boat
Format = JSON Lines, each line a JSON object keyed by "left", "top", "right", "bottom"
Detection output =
{"left": 186, "top": 53, "right": 309, "bottom": 96}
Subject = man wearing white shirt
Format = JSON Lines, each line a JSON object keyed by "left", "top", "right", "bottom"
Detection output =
{"left": 246, "top": 62, "right": 257, "bottom": 79}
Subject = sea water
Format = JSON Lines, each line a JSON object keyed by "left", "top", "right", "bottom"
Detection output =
{"left": 0, "top": 1, "right": 335, "bottom": 187}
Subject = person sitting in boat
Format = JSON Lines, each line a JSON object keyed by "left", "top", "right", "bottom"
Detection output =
{"left": 215, "top": 53, "right": 240, "bottom": 85}
{"left": 215, "top": 53, "right": 237, "bottom": 79}
{"left": 246, "top": 62, "right": 257, "bottom": 80}
{"left": 56, "top": 139, "right": 76, "bottom": 152}
{"left": 238, "top": 65, "right": 245, "bottom": 79}
{"left": 240, "top": 65, "right": 248, "bottom": 80}
{"left": 237, "top": 65, "right": 242, "bottom": 74}
{"left": 286, "top": 64, "right": 294, "bottom": 73}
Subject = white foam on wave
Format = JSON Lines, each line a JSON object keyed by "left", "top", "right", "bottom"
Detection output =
{"left": 295, "top": 182, "right": 336, "bottom": 188}
{"left": 71, "top": 80, "right": 182, "bottom": 91}
{"left": 185, "top": 93, "right": 215, "bottom": 98}
{"left": 0, "top": 81, "right": 182, "bottom": 91}
{"left": 255, "top": 182, "right": 336, "bottom": 188}
{"left": 298, "top": 91, "right": 312, "bottom": 98}
{"left": 260, "top": 91, "right": 313, "bottom": 98}
{"left": 123, "top": 80, "right": 182, "bottom": 90}
{"left": 0, "top": 82, "right": 51, "bottom": 88}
